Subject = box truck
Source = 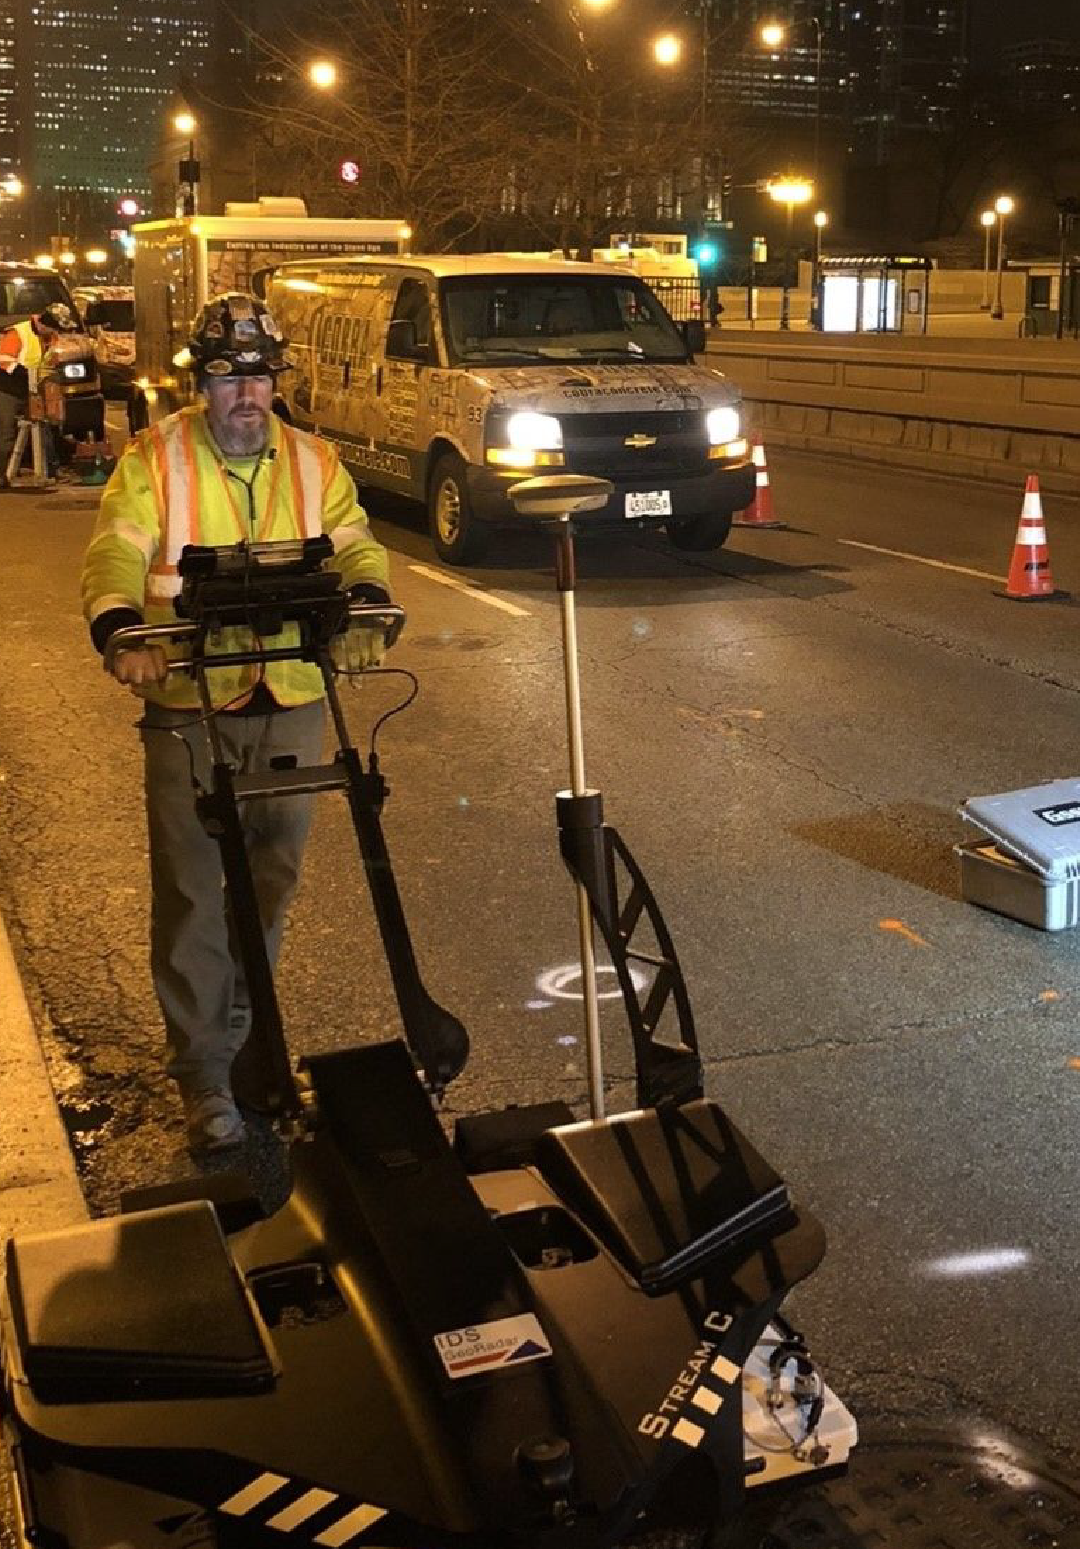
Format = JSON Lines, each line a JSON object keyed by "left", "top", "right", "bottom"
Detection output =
{"left": 129, "top": 197, "right": 410, "bottom": 429}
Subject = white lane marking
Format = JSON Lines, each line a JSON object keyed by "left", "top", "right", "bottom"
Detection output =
{"left": 837, "top": 538, "right": 1006, "bottom": 584}
{"left": 408, "top": 562, "right": 531, "bottom": 617}
{"left": 220, "top": 1473, "right": 290, "bottom": 1516}
{"left": 314, "top": 1504, "right": 389, "bottom": 1547}
{"left": 265, "top": 1489, "right": 338, "bottom": 1532}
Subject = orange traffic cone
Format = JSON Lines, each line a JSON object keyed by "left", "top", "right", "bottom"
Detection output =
{"left": 733, "top": 435, "right": 782, "bottom": 528}
{"left": 1004, "top": 475, "right": 1059, "bottom": 600}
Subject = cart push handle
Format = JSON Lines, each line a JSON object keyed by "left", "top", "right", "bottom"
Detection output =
{"left": 103, "top": 600, "right": 406, "bottom": 677}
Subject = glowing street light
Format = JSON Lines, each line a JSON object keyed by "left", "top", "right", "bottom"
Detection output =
{"left": 85, "top": 248, "right": 108, "bottom": 267}
{"left": 173, "top": 111, "right": 196, "bottom": 137}
{"left": 760, "top": 22, "right": 784, "bottom": 47}
{"left": 767, "top": 176, "right": 814, "bottom": 209}
{"left": 308, "top": 59, "right": 337, "bottom": 89}
{"left": 119, "top": 196, "right": 140, "bottom": 218}
{"left": 652, "top": 32, "right": 681, "bottom": 67}
{"left": 0, "top": 175, "right": 22, "bottom": 198}
{"left": 991, "top": 194, "right": 1014, "bottom": 320}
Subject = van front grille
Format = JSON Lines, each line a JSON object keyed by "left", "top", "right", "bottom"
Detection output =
{"left": 560, "top": 410, "right": 710, "bottom": 477}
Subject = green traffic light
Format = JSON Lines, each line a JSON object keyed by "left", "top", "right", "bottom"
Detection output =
{"left": 695, "top": 242, "right": 718, "bottom": 266}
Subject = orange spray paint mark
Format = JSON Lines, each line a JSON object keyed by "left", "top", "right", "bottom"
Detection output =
{"left": 879, "top": 918, "right": 929, "bottom": 949}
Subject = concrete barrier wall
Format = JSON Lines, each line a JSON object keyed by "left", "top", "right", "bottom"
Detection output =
{"left": 707, "top": 331, "right": 1080, "bottom": 491}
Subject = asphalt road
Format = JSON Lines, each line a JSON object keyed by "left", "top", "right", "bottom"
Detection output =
{"left": 2, "top": 444, "right": 1080, "bottom": 1491}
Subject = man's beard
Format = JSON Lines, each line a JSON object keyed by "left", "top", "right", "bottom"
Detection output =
{"left": 209, "top": 405, "right": 269, "bottom": 457}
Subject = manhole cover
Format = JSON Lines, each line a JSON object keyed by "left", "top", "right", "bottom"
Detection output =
{"left": 753, "top": 1428, "right": 1080, "bottom": 1548}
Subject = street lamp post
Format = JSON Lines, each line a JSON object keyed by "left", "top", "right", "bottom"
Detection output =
{"left": 767, "top": 176, "right": 813, "bottom": 329}
{"left": 979, "top": 210, "right": 995, "bottom": 311}
{"left": 174, "top": 111, "right": 198, "bottom": 218}
{"left": 761, "top": 17, "right": 824, "bottom": 190}
{"left": 990, "top": 194, "right": 1013, "bottom": 321}
{"left": 811, "top": 209, "right": 827, "bottom": 328}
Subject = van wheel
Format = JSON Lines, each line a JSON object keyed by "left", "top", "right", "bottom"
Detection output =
{"left": 428, "top": 452, "right": 487, "bottom": 565}
{"left": 665, "top": 512, "right": 732, "bottom": 552}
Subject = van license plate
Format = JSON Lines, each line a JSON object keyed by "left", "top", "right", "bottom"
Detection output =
{"left": 625, "top": 490, "right": 672, "bottom": 518}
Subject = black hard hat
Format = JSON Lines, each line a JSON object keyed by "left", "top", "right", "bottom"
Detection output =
{"left": 36, "top": 302, "right": 80, "bottom": 334}
{"left": 185, "top": 292, "right": 290, "bottom": 378}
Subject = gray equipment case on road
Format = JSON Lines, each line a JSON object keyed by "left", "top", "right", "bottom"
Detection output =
{"left": 958, "top": 778, "right": 1080, "bottom": 930}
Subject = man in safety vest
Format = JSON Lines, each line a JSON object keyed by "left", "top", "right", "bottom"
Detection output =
{"left": 0, "top": 302, "right": 78, "bottom": 484}
{"left": 81, "top": 292, "right": 392, "bottom": 1155}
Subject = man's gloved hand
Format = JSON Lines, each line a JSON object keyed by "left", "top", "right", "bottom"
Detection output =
{"left": 331, "top": 622, "right": 386, "bottom": 675}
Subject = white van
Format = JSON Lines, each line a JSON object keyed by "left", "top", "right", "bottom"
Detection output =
{"left": 269, "top": 254, "right": 753, "bottom": 564}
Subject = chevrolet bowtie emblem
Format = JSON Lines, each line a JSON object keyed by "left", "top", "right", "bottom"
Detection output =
{"left": 624, "top": 432, "right": 657, "bottom": 448}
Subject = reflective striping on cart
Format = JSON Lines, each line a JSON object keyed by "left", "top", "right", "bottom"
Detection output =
{"left": 220, "top": 1472, "right": 291, "bottom": 1516}
{"left": 672, "top": 1417, "right": 705, "bottom": 1448}
{"left": 265, "top": 1488, "right": 339, "bottom": 1532}
{"left": 691, "top": 1385, "right": 722, "bottom": 1416}
{"left": 710, "top": 1354, "right": 740, "bottom": 1386}
{"left": 314, "top": 1503, "right": 389, "bottom": 1547}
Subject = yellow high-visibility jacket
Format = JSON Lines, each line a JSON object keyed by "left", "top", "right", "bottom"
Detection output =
{"left": 81, "top": 405, "right": 390, "bottom": 710}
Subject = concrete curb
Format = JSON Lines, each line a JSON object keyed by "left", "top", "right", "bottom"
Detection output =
{"left": 0, "top": 910, "right": 87, "bottom": 1244}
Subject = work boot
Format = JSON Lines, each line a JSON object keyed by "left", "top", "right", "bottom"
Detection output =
{"left": 182, "top": 1086, "right": 246, "bottom": 1155}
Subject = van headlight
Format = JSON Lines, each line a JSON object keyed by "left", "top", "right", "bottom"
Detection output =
{"left": 486, "top": 410, "right": 565, "bottom": 468}
{"left": 706, "top": 406, "right": 740, "bottom": 446}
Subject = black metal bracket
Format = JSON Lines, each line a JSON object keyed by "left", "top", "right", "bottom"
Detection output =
{"left": 556, "top": 790, "right": 702, "bottom": 1108}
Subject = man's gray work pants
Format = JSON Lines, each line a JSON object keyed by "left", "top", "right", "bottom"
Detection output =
{"left": 139, "top": 699, "right": 325, "bottom": 1093}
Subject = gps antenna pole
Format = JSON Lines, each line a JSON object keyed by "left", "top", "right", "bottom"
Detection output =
{"left": 555, "top": 519, "right": 605, "bottom": 1121}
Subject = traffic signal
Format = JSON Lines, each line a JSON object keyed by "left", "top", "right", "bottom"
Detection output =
{"left": 695, "top": 241, "right": 719, "bottom": 267}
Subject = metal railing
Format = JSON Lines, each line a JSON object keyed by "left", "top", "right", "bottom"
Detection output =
{"left": 643, "top": 276, "right": 705, "bottom": 323}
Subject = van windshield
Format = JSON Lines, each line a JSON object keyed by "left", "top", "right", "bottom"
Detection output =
{"left": 441, "top": 275, "right": 690, "bottom": 366}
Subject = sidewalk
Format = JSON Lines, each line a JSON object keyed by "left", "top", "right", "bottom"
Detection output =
{"left": 0, "top": 907, "right": 87, "bottom": 1246}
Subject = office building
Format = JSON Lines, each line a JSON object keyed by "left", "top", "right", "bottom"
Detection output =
{"left": 1002, "top": 37, "right": 1080, "bottom": 120}
{"left": 14, "top": 0, "right": 213, "bottom": 197}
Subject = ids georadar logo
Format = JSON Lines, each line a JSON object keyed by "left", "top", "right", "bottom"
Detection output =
{"left": 434, "top": 1314, "right": 552, "bottom": 1379}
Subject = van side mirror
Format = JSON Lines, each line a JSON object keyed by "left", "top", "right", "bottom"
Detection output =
{"left": 681, "top": 319, "right": 706, "bottom": 356}
{"left": 385, "top": 317, "right": 427, "bottom": 361}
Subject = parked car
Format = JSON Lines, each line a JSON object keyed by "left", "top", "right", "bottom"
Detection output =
{"left": 0, "top": 263, "right": 79, "bottom": 330}
{"left": 72, "top": 285, "right": 135, "bottom": 399}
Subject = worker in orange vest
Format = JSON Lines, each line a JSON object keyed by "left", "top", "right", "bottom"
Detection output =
{"left": 0, "top": 303, "right": 78, "bottom": 484}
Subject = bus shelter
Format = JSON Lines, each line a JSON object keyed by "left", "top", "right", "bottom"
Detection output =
{"left": 818, "top": 255, "right": 932, "bottom": 334}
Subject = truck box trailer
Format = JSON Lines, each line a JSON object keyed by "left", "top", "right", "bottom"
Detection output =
{"left": 130, "top": 203, "right": 409, "bottom": 427}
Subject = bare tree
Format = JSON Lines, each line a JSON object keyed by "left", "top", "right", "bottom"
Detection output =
{"left": 225, "top": 0, "right": 521, "bottom": 249}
